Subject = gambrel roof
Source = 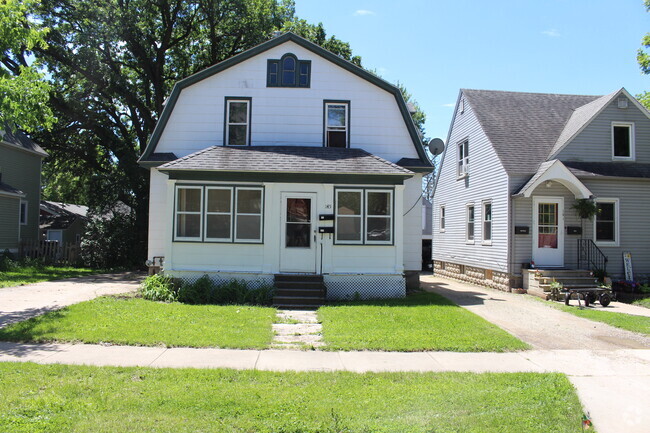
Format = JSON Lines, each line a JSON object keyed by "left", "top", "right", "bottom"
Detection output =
{"left": 139, "top": 32, "right": 431, "bottom": 168}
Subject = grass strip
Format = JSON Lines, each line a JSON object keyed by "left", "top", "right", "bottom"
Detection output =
{"left": 319, "top": 292, "right": 529, "bottom": 351}
{"left": 552, "top": 303, "right": 650, "bottom": 335}
{"left": 0, "top": 266, "right": 98, "bottom": 288}
{"left": 0, "top": 296, "right": 276, "bottom": 349}
{"left": 0, "top": 362, "right": 586, "bottom": 433}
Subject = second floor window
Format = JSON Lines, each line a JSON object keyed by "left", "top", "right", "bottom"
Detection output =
{"left": 267, "top": 54, "right": 311, "bottom": 88}
{"left": 225, "top": 98, "right": 251, "bottom": 146}
{"left": 612, "top": 122, "right": 634, "bottom": 160}
{"left": 20, "top": 200, "right": 28, "bottom": 225}
{"left": 325, "top": 102, "right": 349, "bottom": 148}
{"left": 458, "top": 139, "right": 469, "bottom": 177}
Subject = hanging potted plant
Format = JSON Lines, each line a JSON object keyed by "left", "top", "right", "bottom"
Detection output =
{"left": 571, "top": 199, "right": 597, "bottom": 238}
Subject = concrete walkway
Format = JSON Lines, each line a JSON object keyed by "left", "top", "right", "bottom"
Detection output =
{"left": 421, "top": 275, "right": 650, "bottom": 350}
{"left": 0, "top": 272, "right": 143, "bottom": 328}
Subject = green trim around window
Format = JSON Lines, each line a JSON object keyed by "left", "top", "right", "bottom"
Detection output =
{"left": 333, "top": 186, "right": 395, "bottom": 246}
{"left": 172, "top": 184, "right": 265, "bottom": 244}
{"left": 139, "top": 32, "right": 431, "bottom": 168}
{"left": 223, "top": 97, "right": 252, "bottom": 146}
{"left": 266, "top": 53, "right": 311, "bottom": 88}
{"left": 323, "top": 100, "right": 351, "bottom": 148}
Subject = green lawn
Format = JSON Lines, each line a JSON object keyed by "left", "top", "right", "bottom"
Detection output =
{"left": 633, "top": 297, "right": 650, "bottom": 309}
{"left": 0, "top": 265, "right": 98, "bottom": 288}
{"left": 553, "top": 303, "right": 650, "bottom": 335}
{"left": 0, "top": 296, "right": 276, "bottom": 349}
{"left": 0, "top": 363, "right": 586, "bottom": 433}
{"left": 319, "top": 292, "right": 529, "bottom": 352}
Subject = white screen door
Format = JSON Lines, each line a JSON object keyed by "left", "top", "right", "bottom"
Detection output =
{"left": 280, "top": 193, "right": 316, "bottom": 273}
{"left": 532, "top": 197, "right": 564, "bottom": 267}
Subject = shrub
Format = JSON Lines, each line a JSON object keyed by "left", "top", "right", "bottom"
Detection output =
{"left": 80, "top": 210, "right": 144, "bottom": 270}
{"left": 177, "top": 275, "right": 274, "bottom": 306}
{"left": 140, "top": 274, "right": 179, "bottom": 302}
{"left": 0, "top": 250, "right": 18, "bottom": 272}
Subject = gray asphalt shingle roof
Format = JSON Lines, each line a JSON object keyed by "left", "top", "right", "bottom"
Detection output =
{"left": 0, "top": 181, "right": 24, "bottom": 196}
{"left": 158, "top": 146, "right": 414, "bottom": 176}
{"left": 462, "top": 89, "right": 600, "bottom": 174}
{"left": 564, "top": 161, "right": 650, "bottom": 179}
{"left": 1, "top": 121, "right": 47, "bottom": 157}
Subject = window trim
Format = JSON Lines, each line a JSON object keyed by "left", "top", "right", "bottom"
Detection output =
{"left": 334, "top": 187, "right": 364, "bottom": 245}
{"left": 174, "top": 185, "right": 204, "bottom": 242}
{"left": 334, "top": 187, "right": 394, "bottom": 246}
{"left": 266, "top": 53, "right": 311, "bottom": 88}
{"left": 466, "top": 203, "right": 475, "bottom": 244}
{"left": 457, "top": 138, "right": 469, "bottom": 179}
{"left": 593, "top": 198, "right": 620, "bottom": 247}
{"left": 611, "top": 122, "right": 635, "bottom": 161}
{"left": 223, "top": 97, "right": 252, "bottom": 146}
{"left": 365, "top": 189, "right": 393, "bottom": 245}
{"left": 323, "top": 100, "right": 350, "bottom": 148}
{"left": 173, "top": 184, "right": 264, "bottom": 244}
{"left": 482, "top": 200, "right": 492, "bottom": 245}
{"left": 19, "top": 200, "right": 28, "bottom": 225}
{"left": 204, "top": 186, "right": 234, "bottom": 242}
{"left": 439, "top": 205, "right": 446, "bottom": 233}
{"left": 234, "top": 187, "right": 264, "bottom": 243}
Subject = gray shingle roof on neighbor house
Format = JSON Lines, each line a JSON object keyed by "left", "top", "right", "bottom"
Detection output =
{"left": 0, "top": 181, "right": 24, "bottom": 197}
{"left": 462, "top": 89, "right": 600, "bottom": 174}
{"left": 0, "top": 121, "right": 48, "bottom": 157}
{"left": 564, "top": 161, "right": 650, "bottom": 179}
{"left": 158, "top": 146, "right": 414, "bottom": 176}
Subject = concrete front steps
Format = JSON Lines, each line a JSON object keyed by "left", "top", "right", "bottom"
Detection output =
{"left": 272, "top": 274, "right": 326, "bottom": 309}
{"left": 525, "top": 269, "right": 599, "bottom": 300}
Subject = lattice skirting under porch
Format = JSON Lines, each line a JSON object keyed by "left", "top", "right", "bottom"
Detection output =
{"left": 324, "top": 274, "right": 405, "bottom": 300}
{"left": 433, "top": 261, "right": 511, "bottom": 291}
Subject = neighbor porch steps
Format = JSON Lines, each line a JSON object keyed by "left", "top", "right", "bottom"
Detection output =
{"left": 525, "top": 269, "right": 599, "bottom": 301}
{"left": 272, "top": 274, "right": 326, "bottom": 309}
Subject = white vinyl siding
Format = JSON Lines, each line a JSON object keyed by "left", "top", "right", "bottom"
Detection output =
{"left": 154, "top": 41, "right": 419, "bottom": 163}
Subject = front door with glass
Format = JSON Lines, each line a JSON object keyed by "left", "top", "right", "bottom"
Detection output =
{"left": 280, "top": 193, "right": 316, "bottom": 273}
{"left": 532, "top": 197, "right": 564, "bottom": 267}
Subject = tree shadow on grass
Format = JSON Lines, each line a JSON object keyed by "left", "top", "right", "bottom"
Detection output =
{"left": 323, "top": 291, "right": 464, "bottom": 308}
{"left": 0, "top": 308, "right": 67, "bottom": 343}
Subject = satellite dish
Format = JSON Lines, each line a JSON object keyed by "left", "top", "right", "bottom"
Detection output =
{"left": 427, "top": 138, "right": 444, "bottom": 156}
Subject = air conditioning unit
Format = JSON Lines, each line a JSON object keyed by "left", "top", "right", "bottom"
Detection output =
{"left": 618, "top": 98, "right": 628, "bottom": 109}
{"left": 460, "top": 163, "right": 470, "bottom": 176}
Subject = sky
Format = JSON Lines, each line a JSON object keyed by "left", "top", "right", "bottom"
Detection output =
{"left": 294, "top": 0, "right": 650, "bottom": 142}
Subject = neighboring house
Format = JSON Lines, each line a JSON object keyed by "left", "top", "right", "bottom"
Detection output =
{"left": 138, "top": 32, "right": 432, "bottom": 300}
{"left": 432, "top": 88, "right": 650, "bottom": 292}
{"left": 40, "top": 201, "right": 89, "bottom": 244}
{"left": 0, "top": 123, "right": 47, "bottom": 253}
{"left": 421, "top": 197, "right": 432, "bottom": 271}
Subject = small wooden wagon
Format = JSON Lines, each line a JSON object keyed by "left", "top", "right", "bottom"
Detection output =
{"left": 562, "top": 287, "right": 613, "bottom": 307}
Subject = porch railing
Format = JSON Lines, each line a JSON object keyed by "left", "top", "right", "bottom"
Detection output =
{"left": 577, "top": 239, "right": 608, "bottom": 273}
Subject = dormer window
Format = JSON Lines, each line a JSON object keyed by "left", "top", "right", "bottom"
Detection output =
{"left": 612, "top": 122, "right": 634, "bottom": 160}
{"left": 267, "top": 53, "right": 311, "bottom": 88}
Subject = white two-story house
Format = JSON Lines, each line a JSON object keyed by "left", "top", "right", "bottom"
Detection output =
{"left": 433, "top": 88, "right": 650, "bottom": 293}
{"left": 138, "top": 33, "right": 432, "bottom": 301}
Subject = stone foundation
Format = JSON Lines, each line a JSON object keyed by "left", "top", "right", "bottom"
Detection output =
{"left": 433, "top": 260, "right": 512, "bottom": 292}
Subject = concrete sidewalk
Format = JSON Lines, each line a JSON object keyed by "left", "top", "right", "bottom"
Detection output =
{"left": 1, "top": 342, "right": 649, "bottom": 433}
{"left": 0, "top": 272, "right": 143, "bottom": 328}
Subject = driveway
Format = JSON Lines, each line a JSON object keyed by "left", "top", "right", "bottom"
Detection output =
{"left": 421, "top": 274, "right": 650, "bottom": 433}
{"left": 420, "top": 275, "right": 650, "bottom": 350}
{"left": 0, "top": 272, "right": 143, "bottom": 328}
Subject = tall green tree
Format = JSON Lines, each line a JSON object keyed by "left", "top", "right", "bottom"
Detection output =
{"left": 638, "top": 0, "right": 650, "bottom": 109}
{"left": 10, "top": 0, "right": 366, "bottom": 264}
{"left": 0, "top": 0, "right": 55, "bottom": 131}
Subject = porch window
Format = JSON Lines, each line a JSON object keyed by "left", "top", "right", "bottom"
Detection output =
{"left": 482, "top": 201, "right": 492, "bottom": 243}
{"left": 335, "top": 189, "right": 362, "bottom": 243}
{"left": 325, "top": 102, "right": 349, "bottom": 148}
{"left": 235, "top": 188, "right": 263, "bottom": 242}
{"left": 175, "top": 187, "right": 202, "bottom": 240}
{"left": 466, "top": 204, "right": 475, "bottom": 243}
{"left": 205, "top": 187, "right": 233, "bottom": 241}
{"left": 612, "top": 122, "right": 634, "bottom": 160}
{"left": 366, "top": 190, "right": 392, "bottom": 244}
{"left": 225, "top": 98, "right": 251, "bottom": 146}
{"left": 458, "top": 139, "right": 469, "bottom": 177}
{"left": 335, "top": 188, "right": 393, "bottom": 245}
{"left": 594, "top": 199, "right": 618, "bottom": 246}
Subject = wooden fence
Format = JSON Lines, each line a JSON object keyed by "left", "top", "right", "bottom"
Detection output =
{"left": 19, "top": 240, "right": 80, "bottom": 265}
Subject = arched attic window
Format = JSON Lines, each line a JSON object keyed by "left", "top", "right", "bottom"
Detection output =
{"left": 267, "top": 53, "right": 311, "bottom": 88}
